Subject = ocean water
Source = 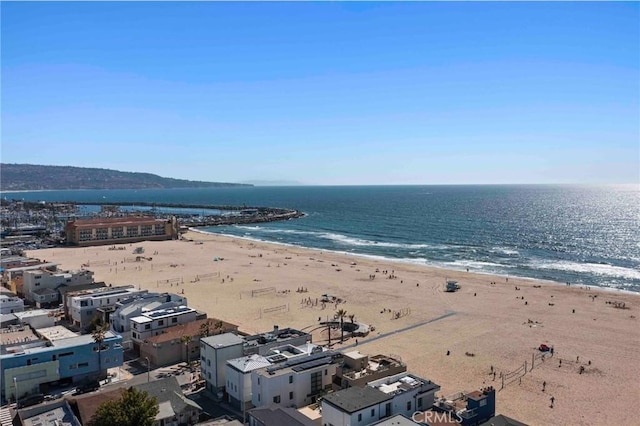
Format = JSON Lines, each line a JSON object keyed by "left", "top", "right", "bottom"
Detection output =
{"left": 4, "top": 185, "right": 639, "bottom": 292}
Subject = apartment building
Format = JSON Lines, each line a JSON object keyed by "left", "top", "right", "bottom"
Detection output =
{"left": 321, "top": 373, "right": 440, "bottom": 426}
{"left": 0, "top": 294, "right": 24, "bottom": 314}
{"left": 200, "top": 326, "right": 312, "bottom": 397}
{"left": 65, "top": 216, "right": 179, "bottom": 246}
{"left": 110, "top": 292, "right": 187, "bottom": 348}
{"left": 1, "top": 325, "right": 123, "bottom": 401}
{"left": 201, "top": 333, "right": 245, "bottom": 394}
{"left": 23, "top": 268, "right": 95, "bottom": 304}
{"left": 251, "top": 351, "right": 342, "bottom": 409}
{"left": 140, "top": 317, "right": 237, "bottom": 367}
{"left": 69, "top": 286, "right": 147, "bottom": 330}
{"left": 226, "top": 343, "right": 325, "bottom": 412}
{"left": 333, "top": 351, "right": 406, "bottom": 391}
{"left": 130, "top": 305, "right": 200, "bottom": 352}
{"left": 2, "top": 262, "right": 58, "bottom": 296}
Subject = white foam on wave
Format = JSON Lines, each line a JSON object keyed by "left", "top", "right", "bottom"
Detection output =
{"left": 491, "top": 247, "right": 520, "bottom": 256}
{"left": 318, "top": 232, "right": 446, "bottom": 250}
{"left": 535, "top": 260, "right": 640, "bottom": 280}
{"left": 453, "top": 259, "right": 517, "bottom": 269}
{"left": 235, "top": 226, "right": 448, "bottom": 250}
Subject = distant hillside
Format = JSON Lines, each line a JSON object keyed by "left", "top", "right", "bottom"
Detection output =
{"left": 0, "top": 164, "right": 252, "bottom": 190}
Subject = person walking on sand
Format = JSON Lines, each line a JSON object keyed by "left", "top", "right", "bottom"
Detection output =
{"left": 542, "top": 381, "right": 546, "bottom": 391}
{"left": 550, "top": 396, "right": 555, "bottom": 408}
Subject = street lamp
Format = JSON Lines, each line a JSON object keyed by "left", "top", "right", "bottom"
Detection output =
{"left": 145, "top": 357, "right": 150, "bottom": 383}
{"left": 13, "top": 377, "right": 18, "bottom": 407}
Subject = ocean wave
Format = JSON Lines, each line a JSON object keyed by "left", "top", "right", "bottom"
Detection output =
{"left": 318, "top": 232, "right": 447, "bottom": 250}
{"left": 234, "top": 226, "right": 448, "bottom": 250}
{"left": 452, "top": 259, "right": 517, "bottom": 269}
{"left": 534, "top": 260, "right": 640, "bottom": 280}
{"left": 490, "top": 247, "right": 520, "bottom": 256}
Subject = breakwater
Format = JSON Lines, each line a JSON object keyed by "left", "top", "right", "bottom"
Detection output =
{"left": 68, "top": 201, "right": 305, "bottom": 227}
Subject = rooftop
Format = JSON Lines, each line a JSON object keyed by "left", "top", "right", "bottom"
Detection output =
{"left": 37, "top": 325, "right": 80, "bottom": 341}
{"left": 14, "top": 309, "right": 54, "bottom": 319}
{"left": 479, "top": 414, "right": 529, "bottom": 426}
{"left": 261, "top": 350, "right": 341, "bottom": 377}
{"left": 145, "top": 318, "right": 237, "bottom": 344}
{"left": 19, "top": 400, "right": 81, "bottom": 426}
{"left": 244, "top": 326, "right": 310, "bottom": 349}
{"left": 322, "top": 386, "right": 392, "bottom": 414}
{"left": 371, "top": 414, "right": 421, "bottom": 425}
{"left": 227, "top": 354, "right": 272, "bottom": 373}
{"left": 368, "top": 373, "right": 440, "bottom": 396}
{"left": 68, "top": 216, "right": 166, "bottom": 227}
{"left": 248, "top": 405, "right": 318, "bottom": 426}
{"left": 201, "top": 332, "right": 244, "bottom": 349}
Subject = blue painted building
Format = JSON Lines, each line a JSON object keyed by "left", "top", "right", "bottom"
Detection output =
{"left": 1, "top": 325, "right": 123, "bottom": 403}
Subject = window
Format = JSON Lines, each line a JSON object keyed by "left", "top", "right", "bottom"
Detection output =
{"left": 324, "top": 369, "right": 328, "bottom": 375}
{"left": 158, "top": 320, "right": 164, "bottom": 326}
{"left": 289, "top": 391, "right": 294, "bottom": 400}
{"left": 480, "top": 399, "right": 487, "bottom": 407}
{"left": 273, "top": 395, "right": 280, "bottom": 403}
{"left": 358, "top": 414, "right": 362, "bottom": 421}
{"left": 371, "top": 409, "right": 375, "bottom": 417}
{"left": 417, "top": 397, "right": 423, "bottom": 408}
{"left": 289, "top": 375, "right": 293, "bottom": 384}
{"left": 79, "top": 362, "right": 89, "bottom": 367}
{"left": 172, "top": 318, "right": 177, "bottom": 323}
{"left": 59, "top": 352, "right": 74, "bottom": 357}
{"left": 406, "top": 401, "right": 411, "bottom": 411}
{"left": 145, "top": 324, "right": 151, "bottom": 330}
{"left": 258, "top": 394, "right": 260, "bottom": 402}
{"left": 310, "top": 372, "right": 322, "bottom": 394}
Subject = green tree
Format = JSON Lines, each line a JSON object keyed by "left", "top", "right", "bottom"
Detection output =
{"left": 214, "top": 320, "right": 224, "bottom": 334}
{"left": 335, "top": 309, "right": 348, "bottom": 343}
{"left": 89, "top": 387, "right": 159, "bottom": 426}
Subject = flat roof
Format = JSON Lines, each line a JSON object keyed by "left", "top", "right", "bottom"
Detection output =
{"left": 14, "top": 309, "right": 53, "bottom": 319}
{"left": 4, "top": 262, "right": 58, "bottom": 273}
{"left": 37, "top": 325, "right": 80, "bottom": 341}
{"left": 323, "top": 386, "right": 393, "bottom": 414}
{"left": 68, "top": 216, "right": 166, "bottom": 227}
{"left": 202, "top": 332, "right": 244, "bottom": 348}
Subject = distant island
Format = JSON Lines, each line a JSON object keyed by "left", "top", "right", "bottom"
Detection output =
{"left": 0, "top": 164, "right": 252, "bottom": 191}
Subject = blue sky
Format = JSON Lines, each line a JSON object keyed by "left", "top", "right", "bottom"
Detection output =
{"left": 2, "top": 2, "right": 638, "bottom": 185}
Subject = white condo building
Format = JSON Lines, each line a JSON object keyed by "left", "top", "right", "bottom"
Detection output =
{"left": 130, "top": 305, "right": 198, "bottom": 351}
{"left": 69, "top": 286, "right": 146, "bottom": 330}
{"left": 0, "top": 294, "right": 24, "bottom": 314}
{"left": 23, "top": 268, "right": 94, "bottom": 304}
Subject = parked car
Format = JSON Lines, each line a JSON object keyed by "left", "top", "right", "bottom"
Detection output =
{"left": 17, "top": 393, "right": 45, "bottom": 409}
{"left": 73, "top": 381, "right": 100, "bottom": 395}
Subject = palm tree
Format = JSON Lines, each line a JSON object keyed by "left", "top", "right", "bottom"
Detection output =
{"left": 335, "top": 309, "right": 347, "bottom": 343}
{"left": 92, "top": 323, "right": 109, "bottom": 374}
{"left": 348, "top": 314, "right": 355, "bottom": 324}
{"left": 181, "top": 335, "right": 193, "bottom": 365}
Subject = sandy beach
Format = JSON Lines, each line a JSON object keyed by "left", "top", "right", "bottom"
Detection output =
{"left": 28, "top": 231, "right": 640, "bottom": 425}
